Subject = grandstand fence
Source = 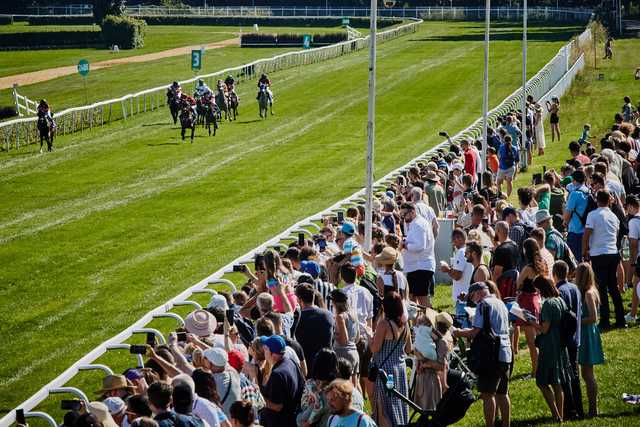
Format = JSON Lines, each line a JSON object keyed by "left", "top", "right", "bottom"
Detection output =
{"left": 0, "top": 25, "right": 591, "bottom": 427}
{"left": 1, "top": 18, "right": 420, "bottom": 152}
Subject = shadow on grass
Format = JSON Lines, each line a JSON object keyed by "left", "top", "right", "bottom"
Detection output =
{"left": 409, "top": 29, "right": 579, "bottom": 43}
{"left": 147, "top": 142, "right": 180, "bottom": 146}
{"left": 142, "top": 122, "right": 168, "bottom": 127}
{"left": 511, "top": 415, "right": 557, "bottom": 426}
{"left": 238, "top": 119, "right": 263, "bottom": 124}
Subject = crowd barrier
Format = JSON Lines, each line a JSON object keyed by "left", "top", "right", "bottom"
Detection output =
{"left": 2, "top": 18, "right": 420, "bottom": 152}
{"left": 0, "top": 25, "right": 591, "bottom": 427}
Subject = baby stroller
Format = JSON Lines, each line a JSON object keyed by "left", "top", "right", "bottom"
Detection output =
{"left": 381, "top": 368, "right": 476, "bottom": 427}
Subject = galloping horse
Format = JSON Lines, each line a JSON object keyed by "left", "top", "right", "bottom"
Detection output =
{"left": 195, "top": 98, "right": 208, "bottom": 126}
{"left": 257, "top": 83, "right": 272, "bottom": 119}
{"left": 203, "top": 101, "right": 218, "bottom": 136}
{"left": 37, "top": 115, "right": 55, "bottom": 153}
{"left": 167, "top": 92, "right": 181, "bottom": 125}
{"left": 215, "top": 85, "right": 231, "bottom": 122}
{"left": 179, "top": 106, "right": 196, "bottom": 143}
{"left": 227, "top": 91, "right": 239, "bottom": 121}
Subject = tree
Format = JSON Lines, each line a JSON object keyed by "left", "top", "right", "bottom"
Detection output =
{"left": 93, "top": 0, "right": 126, "bottom": 24}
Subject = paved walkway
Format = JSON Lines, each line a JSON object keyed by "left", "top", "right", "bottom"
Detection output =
{"left": 0, "top": 37, "right": 239, "bottom": 90}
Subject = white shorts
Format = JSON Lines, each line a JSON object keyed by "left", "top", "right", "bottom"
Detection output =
{"left": 497, "top": 166, "right": 515, "bottom": 180}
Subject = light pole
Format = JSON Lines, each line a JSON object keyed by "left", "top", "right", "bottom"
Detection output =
{"left": 482, "top": 0, "right": 490, "bottom": 173}
{"left": 364, "top": 0, "right": 378, "bottom": 253}
{"left": 521, "top": 0, "right": 528, "bottom": 170}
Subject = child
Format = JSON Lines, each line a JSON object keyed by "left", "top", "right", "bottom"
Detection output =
{"left": 578, "top": 124, "right": 591, "bottom": 145}
{"left": 486, "top": 146, "right": 499, "bottom": 174}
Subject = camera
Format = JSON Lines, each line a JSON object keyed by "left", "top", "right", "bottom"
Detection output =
{"left": 129, "top": 345, "right": 148, "bottom": 355}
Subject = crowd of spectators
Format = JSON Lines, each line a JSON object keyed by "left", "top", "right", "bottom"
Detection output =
{"left": 22, "top": 95, "right": 640, "bottom": 427}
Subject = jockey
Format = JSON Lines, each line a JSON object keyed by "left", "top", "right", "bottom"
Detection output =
{"left": 37, "top": 99, "right": 55, "bottom": 126}
{"left": 167, "top": 81, "right": 182, "bottom": 104}
{"left": 181, "top": 93, "right": 198, "bottom": 115}
{"left": 194, "top": 79, "right": 211, "bottom": 100}
{"left": 256, "top": 73, "right": 273, "bottom": 104}
{"left": 224, "top": 74, "right": 236, "bottom": 94}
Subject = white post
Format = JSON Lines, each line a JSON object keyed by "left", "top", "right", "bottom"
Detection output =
{"left": 12, "top": 83, "right": 21, "bottom": 117}
{"left": 521, "top": 0, "right": 528, "bottom": 170}
{"left": 364, "top": 0, "right": 377, "bottom": 253}
{"left": 482, "top": 0, "right": 490, "bottom": 172}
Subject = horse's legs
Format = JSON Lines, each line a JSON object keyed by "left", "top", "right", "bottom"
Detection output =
{"left": 39, "top": 136, "right": 44, "bottom": 153}
{"left": 181, "top": 126, "right": 186, "bottom": 141}
{"left": 47, "top": 134, "right": 53, "bottom": 152}
{"left": 190, "top": 125, "right": 194, "bottom": 143}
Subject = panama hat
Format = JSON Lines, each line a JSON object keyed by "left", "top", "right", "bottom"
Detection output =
{"left": 184, "top": 309, "right": 217, "bottom": 337}
{"left": 88, "top": 402, "right": 119, "bottom": 427}
{"left": 375, "top": 247, "right": 398, "bottom": 266}
{"left": 95, "top": 375, "right": 134, "bottom": 395}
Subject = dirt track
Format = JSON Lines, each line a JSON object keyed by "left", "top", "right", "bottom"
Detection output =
{"left": 0, "top": 37, "right": 239, "bottom": 90}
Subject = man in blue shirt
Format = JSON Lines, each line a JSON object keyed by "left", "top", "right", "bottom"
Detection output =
{"left": 553, "top": 261, "right": 584, "bottom": 420}
{"left": 564, "top": 169, "right": 589, "bottom": 262}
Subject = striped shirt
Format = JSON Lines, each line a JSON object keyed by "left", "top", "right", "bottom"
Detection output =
{"left": 314, "top": 279, "right": 335, "bottom": 311}
{"left": 343, "top": 237, "right": 363, "bottom": 267}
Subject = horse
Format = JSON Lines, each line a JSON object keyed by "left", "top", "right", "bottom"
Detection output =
{"left": 167, "top": 91, "right": 181, "bottom": 125}
{"left": 195, "top": 98, "right": 208, "bottom": 126}
{"left": 215, "top": 85, "right": 231, "bottom": 122}
{"left": 227, "top": 91, "right": 239, "bottom": 121}
{"left": 37, "top": 115, "right": 55, "bottom": 153}
{"left": 203, "top": 102, "right": 218, "bottom": 136}
{"left": 257, "top": 83, "right": 272, "bottom": 119}
{"left": 179, "top": 107, "right": 196, "bottom": 143}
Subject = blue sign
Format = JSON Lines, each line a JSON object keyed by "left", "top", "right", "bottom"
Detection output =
{"left": 302, "top": 34, "right": 312, "bottom": 49}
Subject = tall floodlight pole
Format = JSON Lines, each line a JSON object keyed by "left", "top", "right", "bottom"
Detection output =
{"left": 364, "top": 0, "right": 377, "bottom": 252}
{"left": 521, "top": 0, "right": 528, "bottom": 169}
{"left": 482, "top": 0, "right": 490, "bottom": 172}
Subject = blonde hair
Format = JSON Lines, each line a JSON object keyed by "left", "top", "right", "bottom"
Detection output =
{"left": 191, "top": 348, "right": 206, "bottom": 369}
{"left": 574, "top": 262, "right": 600, "bottom": 305}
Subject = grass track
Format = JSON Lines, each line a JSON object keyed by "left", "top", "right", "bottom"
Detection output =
{"left": 0, "top": 21, "right": 582, "bottom": 421}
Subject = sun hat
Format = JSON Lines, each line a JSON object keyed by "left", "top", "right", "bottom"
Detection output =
{"left": 435, "top": 312, "right": 454, "bottom": 329}
{"left": 184, "top": 309, "right": 217, "bottom": 337}
{"left": 300, "top": 260, "right": 321, "bottom": 279}
{"left": 88, "top": 402, "right": 119, "bottom": 427}
{"left": 203, "top": 347, "right": 228, "bottom": 367}
{"left": 96, "top": 375, "right": 134, "bottom": 395}
{"left": 535, "top": 209, "right": 552, "bottom": 224}
{"left": 259, "top": 335, "right": 286, "bottom": 354}
{"left": 341, "top": 221, "right": 356, "bottom": 236}
{"left": 375, "top": 246, "right": 398, "bottom": 266}
{"left": 452, "top": 161, "right": 464, "bottom": 171}
{"left": 207, "top": 294, "right": 229, "bottom": 311}
{"left": 103, "top": 397, "right": 126, "bottom": 417}
{"left": 423, "top": 307, "right": 437, "bottom": 326}
{"left": 426, "top": 161, "right": 438, "bottom": 171}
{"left": 425, "top": 171, "right": 440, "bottom": 182}
{"left": 227, "top": 349, "right": 246, "bottom": 371}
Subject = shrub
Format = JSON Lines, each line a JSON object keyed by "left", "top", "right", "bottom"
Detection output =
{"left": 94, "top": 0, "right": 126, "bottom": 24}
{"left": 0, "top": 106, "right": 18, "bottom": 120}
{"left": 0, "top": 15, "right": 13, "bottom": 25}
{"left": 240, "top": 32, "right": 347, "bottom": 48}
{"left": 0, "top": 31, "right": 102, "bottom": 49}
{"left": 136, "top": 16, "right": 401, "bottom": 28}
{"left": 101, "top": 15, "right": 146, "bottom": 49}
{"left": 27, "top": 16, "right": 95, "bottom": 25}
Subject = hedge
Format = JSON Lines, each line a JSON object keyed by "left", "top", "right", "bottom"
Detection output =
{"left": 0, "top": 30, "right": 102, "bottom": 49}
{"left": 28, "top": 15, "right": 95, "bottom": 25}
{"left": 240, "top": 32, "right": 347, "bottom": 48}
{"left": 101, "top": 15, "right": 146, "bottom": 49}
{"left": 0, "top": 15, "right": 13, "bottom": 25}
{"left": 135, "top": 16, "right": 402, "bottom": 28}
{"left": 0, "top": 106, "right": 18, "bottom": 120}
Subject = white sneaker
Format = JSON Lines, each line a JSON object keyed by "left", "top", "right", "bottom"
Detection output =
{"left": 624, "top": 313, "right": 637, "bottom": 324}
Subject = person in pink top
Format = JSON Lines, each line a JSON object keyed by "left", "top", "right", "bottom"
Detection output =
{"left": 264, "top": 249, "right": 297, "bottom": 314}
{"left": 569, "top": 141, "right": 591, "bottom": 165}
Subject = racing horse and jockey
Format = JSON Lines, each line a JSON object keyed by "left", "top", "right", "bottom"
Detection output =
{"left": 215, "top": 80, "right": 232, "bottom": 122}
{"left": 37, "top": 99, "right": 55, "bottom": 153}
{"left": 179, "top": 96, "right": 197, "bottom": 143}
{"left": 166, "top": 81, "right": 182, "bottom": 125}
{"left": 200, "top": 93, "right": 218, "bottom": 136}
{"left": 224, "top": 74, "right": 239, "bottom": 121}
{"left": 256, "top": 73, "right": 273, "bottom": 118}
{"left": 194, "top": 79, "right": 213, "bottom": 126}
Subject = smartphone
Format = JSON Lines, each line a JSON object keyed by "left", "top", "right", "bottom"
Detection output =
{"left": 318, "top": 238, "right": 327, "bottom": 252}
{"left": 130, "top": 344, "right": 148, "bottom": 355}
{"left": 16, "top": 409, "right": 25, "bottom": 425}
{"left": 226, "top": 309, "right": 235, "bottom": 323}
{"left": 232, "top": 264, "right": 244, "bottom": 272}
{"left": 298, "top": 233, "right": 305, "bottom": 247}
{"left": 61, "top": 400, "right": 81, "bottom": 411}
{"left": 146, "top": 332, "right": 156, "bottom": 348}
{"left": 176, "top": 331, "right": 187, "bottom": 342}
{"left": 337, "top": 211, "right": 344, "bottom": 224}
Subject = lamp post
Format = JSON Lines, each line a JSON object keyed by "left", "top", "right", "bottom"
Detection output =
{"left": 482, "top": 0, "right": 490, "bottom": 173}
{"left": 521, "top": 0, "right": 528, "bottom": 170}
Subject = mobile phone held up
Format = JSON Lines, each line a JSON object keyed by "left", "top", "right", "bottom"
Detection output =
{"left": 61, "top": 400, "right": 82, "bottom": 411}
{"left": 337, "top": 211, "right": 344, "bottom": 225}
{"left": 232, "top": 264, "right": 245, "bottom": 272}
{"left": 16, "top": 409, "right": 26, "bottom": 425}
{"left": 146, "top": 332, "right": 156, "bottom": 348}
{"left": 130, "top": 344, "right": 148, "bottom": 355}
{"left": 298, "top": 233, "right": 305, "bottom": 247}
{"left": 176, "top": 331, "right": 187, "bottom": 342}
{"left": 226, "top": 309, "right": 235, "bottom": 324}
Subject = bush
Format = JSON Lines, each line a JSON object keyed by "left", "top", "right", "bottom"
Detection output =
{"left": 0, "top": 30, "right": 102, "bottom": 49}
{"left": 94, "top": 0, "right": 126, "bottom": 24}
{"left": 101, "top": 15, "right": 146, "bottom": 49}
{"left": 27, "top": 16, "right": 95, "bottom": 25}
{"left": 136, "top": 15, "right": 401, "bottom": 29}
{"left": 0, "top": 15, "right": 13, "bottom": 25}
{"left": 240, "top": 32, "right": 347, "bottom": 48}
{"left": 0, "top": 106, "right": 18, "bottom": 120}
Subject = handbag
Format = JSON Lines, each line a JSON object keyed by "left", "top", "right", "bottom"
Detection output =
{"left": 468, "top": 304, "right": 500, "bottom": 374}
{"left": 367, "top": 321, "right": 407, "bottom": 382}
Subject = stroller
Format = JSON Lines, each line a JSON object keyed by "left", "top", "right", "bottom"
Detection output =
{"left": 381, "top": 368, "right": 476, "bottom": 427}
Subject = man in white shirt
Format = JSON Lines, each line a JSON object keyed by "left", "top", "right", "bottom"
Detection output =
{"left": 583, "top": 189, "right": 625, "bottom": 329}
{"left": 400, "top": 202, "right": 436, "bottom": 307}
{"left": 410, "top": 186, "right": 439, "bottom": 238}
{"left": 440, "top": 228, "right": 473, "bottom": 303}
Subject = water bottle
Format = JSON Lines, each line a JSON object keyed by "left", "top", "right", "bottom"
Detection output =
{"left": 622, "top": 236, "right": 630, "bottom": 261}
{"left": 385, "top": 373, "right": 394, "bottom": 390}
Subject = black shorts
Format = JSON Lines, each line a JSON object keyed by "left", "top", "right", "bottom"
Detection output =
{"left": 358, "top": 342, "right": 372, "bottom": 377}
{"left": 406, "top": 270, "right": 434, "bottom": 297}
{"left": 550, "top": 113, "right": 559, "bottom": 124}
{"left": 477, "top": 362, "right": 512, "bottom": 395}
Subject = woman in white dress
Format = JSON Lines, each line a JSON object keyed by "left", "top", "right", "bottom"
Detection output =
{"left": 535, "top": 103, "right": 546, "bottom": 156}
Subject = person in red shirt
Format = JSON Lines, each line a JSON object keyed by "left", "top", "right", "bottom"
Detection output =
{"left": 461, "top": 139, "right": 477, "bottom": 184}
{"left": 487, "top": 146, "right": 499, "bottom": 174}
{"left": 569, "top": 141, "right": 591, "bottom": 165}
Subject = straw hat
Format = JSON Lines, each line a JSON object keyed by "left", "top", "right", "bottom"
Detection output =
{"left": 88, "top": 402, "right": 119, "bottom": 427}
{"left": 95, "top": 375, "right": 134, "bottom": 395}
{"left": 375, "top": 247, "right": 398, "bottom": 266}
{"left": 184, "top": 309, "right": 217, "bottom": 337}
{"left": 435, "top": 312, "right": 454, "bottom": 329}
{"left": 423, "top": 307, "right": 437, "bottom": 326}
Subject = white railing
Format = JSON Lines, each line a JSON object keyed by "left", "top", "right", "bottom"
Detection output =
{"left": 0, "top": 26, "right": 591, "bottom": 427}
{"left": 0, "top": 18, "right": 420, "bottom": 152}
{"left": 12, "top": 84, "right": 38, "bottom": 117}
{"left": 345, "top": 25, "right": 362, "bottom": 40}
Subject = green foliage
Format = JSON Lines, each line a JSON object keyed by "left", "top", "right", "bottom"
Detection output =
{"left": 28, "top": 16, "right": 95, "bottom": 25}
{"left": 0, "top": 105, "right": 16, "bottom": 119}
{"left": 0, "top": 30, "right": 101, "bottom": 49}
{"left": 136, "top": 15, "right": 402, "bottom": 29}
{"left": 101, "top": 15, "right": 146, "bottom": 49}
{"left": 0, "top": 16, "right": 13, "bottom": 25}
{"left": 240, "top": 32, "right": 347, "bottom": 48}
{"left": 93, "top": 0, "right": 126, "bottom": 24}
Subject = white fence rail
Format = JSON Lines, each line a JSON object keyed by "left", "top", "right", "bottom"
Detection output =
{"left": 0, "top": 18, "right": 420, "bottom": 152}
{"left": 0, "top": 26, "right": 591, "bottom": 427}
{"left": 12, "top": 84, "right": 38, "bottom": 117}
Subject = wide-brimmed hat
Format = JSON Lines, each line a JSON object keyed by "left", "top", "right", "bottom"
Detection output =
{"left": 375, "top": 247, "right": 398, "bottom": 266}
{"left": 423, "top": 307, "right": 437, "bottom": 326}
{"left": 103, "top": 397, "right": 126, "bottom": 417}
{"left": 435, "top": 312, "right": 453, "bottom": 329}
{"left": 184, "top": 309, "right": 217, "bottom": 337}
{"left": 535, "top": 209, "right": 552, "bottom": 225}
{"left": 425, "top": 171, "right": 440, "bottom": 182}
{"left": 207, "top": 294, "right": 228, "bottom": 311}
{"left": 88, "top": 402, "right": 119, "bottom": 427}
{"left": 95, "top": 375, "right": 134, "bottom": 395}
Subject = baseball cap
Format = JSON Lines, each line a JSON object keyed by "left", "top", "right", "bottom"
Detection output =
{"left": 466, "top": 282, "right": 488, "bottom": 302}
{"left": 300, "top": 260, "right": 321, "bottom": 279}
{"left": 203, "top": 348, "right": 228, "bottom": 367}
{"left": 341, "top": 221, "right": 356, "bottom": 236}
{"left": 259, "top": 335, "right": 286, "bottom": 354}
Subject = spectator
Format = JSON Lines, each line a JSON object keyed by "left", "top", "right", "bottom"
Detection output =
{"left": 502, "top": 206, "right": 527, "bottom": 249}
{"left": 103, "top": 397, "right": 126, "bottom": 427}
{"left": 440, "top": 228, "right": 473, "bottom": 303}
{"left": 583, "top": 190, "right": 625, "bottom": 329}
{"left": 338, "top": 222, "right": 366, "bottom": 278}
{"left": 453, "top": 282, "right": 512, "bottom": 427}
{"left": 147, "top": 382, "right": 204, "bottom": 427}
{"left": 330, "top": 288, "right": 360, "bottom": 384}
{"left": 575, "top": 263, "right": 604, "bottom": 418}
{"left": 535, "top": 209, "right": 566, "bottom": 261}
{"left": 88, "top": 402, "right": 120, "bottom": 427}
{"left": 517, "top": 187, "right": 538, "bottom": 229}
{"left": 263, "top": 249, "right": 297, "bottom": 314}
{"left": 229, "top": 401, "right": 258, "bottom": 427}
{"left": 172, "top": 374, "right": 224, "bottom": 427}
{"left": 626, "top": 194, "right": 640, "bottom": 323}
{"left": 497, "top": 135, "right": 519, "bottom": 196}
{"left": 258, "top": 335, "right": 304, "bottom": 427}
{"left": 460, "top": 139, "right": 477, "bottom": 184}
{"left": 202, "top": 348, "right": 242, "bottom": 418}
{"left": 530, "top": 228, "right": 555, "bottom": 275}
{"left": 375, "top": 247, "right": 408, "bottom": 299}
{"left": 564, "top": 169, "right": 590, "bottom": 262}
{"left": 336, "top": 358, "right": 365, "bottom": 411}
{"left": 569, "top": 141, "right": 590, "bottom": 165}
{"left": 410, "top": 186, "right": 439, "bottom": 238}
{"left": 297, "top": 348, "right": 338, "bottom": 427}
{"left": 293, "top": 283, "right": 333, "bottom": 364}
{"left": 131, "top": 418, "right": 159, "bottom": 427}
{"left": 400, "top": 202, "right": 436, "bottom": 306}
{"left": 424, "top": 170, "right": 446, "bottom": 216}
{"left": 465, "top": 241, "right": 491, "bottom": 285}
{"left": 491, "top": 221, "right": 520, "bottom": 280}
{"left": 326, "top": 379, "right": 377, "bottom": 427}
{"left": 126, "top": 395, "right": 153, "bottom": 426}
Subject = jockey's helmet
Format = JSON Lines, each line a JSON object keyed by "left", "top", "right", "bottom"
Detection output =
{"left": 198, "top": 79, "right": 205, "bottom": 86}
{"left": 261, "top": 74, "right": 267, "bottom": 79}
{"left": 227, "top": 75, "right": 233, "bottom": 80}
{"left": 172, "top": 81, "right": 179, "bottom": 87}
{"left": 39, "top": 99, "right": 47, "bottom": 105}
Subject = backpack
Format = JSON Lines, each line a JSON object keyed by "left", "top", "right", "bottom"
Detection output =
{"left": 358, "top": 274, "right": 383, "bottom": 320}
{"left": 549, "top": 187, "right": 566, "bottom": 232}
{"left": 560, "top": 294, "right": 578, "bottom": 347}
{"left": 549, "top": 229, "right": 578, "bottom": 272}
{"left": 571, "top": 189, "right": 597, "bottom": 226}
{"left": 232, "top": 312, "right": 256, "bottom": 347}
{"left": 468, "top": 304, "right": 501, "bottom": 374}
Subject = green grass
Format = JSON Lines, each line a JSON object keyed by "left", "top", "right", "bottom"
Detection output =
{"left": 0, "top": 20, "right": 586, "bottom": 423}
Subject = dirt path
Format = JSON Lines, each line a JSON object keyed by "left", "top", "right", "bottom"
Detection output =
{"left": 0, "top": 37, "right": 239, "bottom": 90}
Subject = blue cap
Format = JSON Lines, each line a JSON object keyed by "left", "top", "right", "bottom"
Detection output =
{"left": 259, "top": 335, "right": 286, "bottom": 354}
{"left": 341, "top": 221, "right": 356, "bottom": 236}
{"left": 300, "top": 260, "right": 320, "bottom": 279}
{"left": 385, "top": 190, "right": 395, "bottom": 198}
